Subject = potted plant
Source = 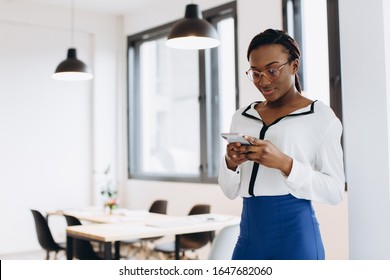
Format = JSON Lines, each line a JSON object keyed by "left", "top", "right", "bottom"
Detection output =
{"left": 97, "top": 165, "right": 119, "bottom": 214}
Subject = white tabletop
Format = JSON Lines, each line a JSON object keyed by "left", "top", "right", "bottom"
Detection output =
{"left": 48, "top": 208, "right": 151, "bottom": 223}
{"left": 66, "top": 213, "right": 240, "bottom": 242}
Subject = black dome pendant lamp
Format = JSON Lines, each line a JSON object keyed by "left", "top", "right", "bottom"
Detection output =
{"left": 52, "top": 0, "right": 93, "bottom": 81}
{"left": 165, "top": 3, "right": 220, "bottom": 50}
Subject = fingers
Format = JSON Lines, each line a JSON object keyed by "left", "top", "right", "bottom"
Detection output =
{"left": 224, "top": 136, "right": 271, "bottom": 167}
{"left": 244, "top": 135, "right": 266, "bottom": 146}
{"left": 226, "top": 138, "right": 260, "bottom": 158}
{"left": 243, "top": 135, "right": 260, "bottom": 145}
{"left": 226, "top": 142, "right": 249, "bottom": 165}
{"left": 225, "top": 135, "right": 288, "bottom": 171}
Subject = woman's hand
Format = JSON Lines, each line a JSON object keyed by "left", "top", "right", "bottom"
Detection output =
{"left": 225, "top": 135, "right": 293, "bottom": 176}
{"left": 225, "top": 142, "right": 250, "bottom": 171}
{"left": 245, "top": 135, "right": 293, "bottom": 175}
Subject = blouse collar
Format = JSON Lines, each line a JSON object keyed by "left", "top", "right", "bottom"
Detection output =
{"left": 242, "top": 100, "right": 317, "bottom": 122}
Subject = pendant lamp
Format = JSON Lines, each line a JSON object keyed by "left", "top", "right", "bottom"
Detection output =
{"left": 165, "top": 3, "right": 220, "bottom": 50}
{"left": 52, "top": 0, "right": 93, "bottom": 81}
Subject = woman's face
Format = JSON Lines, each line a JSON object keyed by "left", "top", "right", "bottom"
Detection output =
{"left": 248, "top": 44, "right": 298, "bottom": 102}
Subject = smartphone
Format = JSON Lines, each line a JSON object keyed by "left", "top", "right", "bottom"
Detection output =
{"left": 221, "top": 133, "right": 251, "bottom": 145}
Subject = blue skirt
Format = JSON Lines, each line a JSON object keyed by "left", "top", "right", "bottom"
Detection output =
{"left": 232, "top": 194, "right": 325, "bottom": 260}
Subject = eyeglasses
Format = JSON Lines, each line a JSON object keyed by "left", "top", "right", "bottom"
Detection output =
{"left": 245, "top": 61, "right": 290, "bottom": 83}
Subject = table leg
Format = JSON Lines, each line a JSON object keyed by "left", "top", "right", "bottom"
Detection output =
{"left": 175, "top": 235, "right": 180, "bottom": 260}
{"left": 66, "top": 235, "right": 73, "bottom": 260}
{"left": 115, "top": 241, "right": 120, "bottom": 259}
{"left": 104, "top": 242, "right": 113, "bottom": 259}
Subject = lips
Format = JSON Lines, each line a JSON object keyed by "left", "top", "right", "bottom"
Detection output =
{"left": 260, "top": 87, "right": 275, "bottom": 95}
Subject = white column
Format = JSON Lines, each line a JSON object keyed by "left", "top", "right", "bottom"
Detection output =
{"left": 339, "top": 0, "right": 390, "bottom": 259}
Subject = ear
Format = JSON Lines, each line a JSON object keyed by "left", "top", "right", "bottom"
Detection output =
{"left": 291, "top": 59, "right": 299, "bottom": 74}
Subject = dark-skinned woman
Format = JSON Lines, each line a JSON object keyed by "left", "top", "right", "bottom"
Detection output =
{"left": 218, "top": 29, "right": 345, "bottom": 260}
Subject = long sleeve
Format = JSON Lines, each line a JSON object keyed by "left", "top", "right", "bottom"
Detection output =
{"left": 286, "top": 119, "right": 345, "bottom": 205}
{"left": 218, "top": 156, "right": 242, "bottom": 199}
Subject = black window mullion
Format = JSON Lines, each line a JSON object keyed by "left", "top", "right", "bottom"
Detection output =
{"left": 282, "top": 0, "right": 304, "bottom": 90}
{"left": 292, "top": 0, "right": 304, "bottom": 89}
{"left": 327, "top": 0, "right": 343, "bottom": 123}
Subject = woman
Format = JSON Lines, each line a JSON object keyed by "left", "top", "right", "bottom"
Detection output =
{"left": 218, "top": 29, "right": 345, "bottom": 260}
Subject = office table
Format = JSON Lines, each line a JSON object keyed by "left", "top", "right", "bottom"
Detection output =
{"left": 66, "top": 213, "right": 240, "bottom": 260}
{"left": 48, "top": 208, "right": 150, "bottom": 224}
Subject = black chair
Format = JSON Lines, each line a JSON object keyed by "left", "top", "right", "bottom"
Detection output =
{"left": 121, "top": 200, "right": 168, "bottom": 259}
{"left": 153, "top": 204, "right": 214, "bottom": 260}
{"left": 141, "top": 200, "right": 168, "bottom": 241}
{"left": 148, "top": 199, "right": 168, "bottom": 216}
{"left": 30, "top": 209, "right": 65, "bottom": 260}
{"left": 64, "top": 215, "right": 103, "bottom": 260}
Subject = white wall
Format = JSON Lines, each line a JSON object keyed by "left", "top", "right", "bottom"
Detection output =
{"left": 122, "top": 0, "right": 349, "bottom": 259}
{"left": 0, "top": 1, "right": 119, "bottom": 254}
{"left": 339, "top": 0, "right": 390, "bottom": 259}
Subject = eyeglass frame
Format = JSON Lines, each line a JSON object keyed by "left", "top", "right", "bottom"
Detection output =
{"left": 245, "top": 61, "right": 290, "bottom": 83}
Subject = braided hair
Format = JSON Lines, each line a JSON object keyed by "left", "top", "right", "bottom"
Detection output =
{"left": 247, "top": 29, "right": 302, "bottom": 93}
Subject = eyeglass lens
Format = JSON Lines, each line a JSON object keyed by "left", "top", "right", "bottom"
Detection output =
{"left": 247, "top": 68, "right": 280, "bottom": 82}
{"left": 246, "top": 62, "right": 288, "bottom": 82}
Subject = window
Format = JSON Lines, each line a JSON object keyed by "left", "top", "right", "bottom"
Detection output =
{"left": 127, "top": 2, "right": 237, "bottom": 183}
{"left": 283, "top": 0, "right": 343, "bottom": 121}
{"left": 283, "top": 0, "right": 346, "bottom": 189}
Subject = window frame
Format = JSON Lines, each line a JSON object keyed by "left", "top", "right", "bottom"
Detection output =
{"left": 127, "top": 1, "right": 238, "bottom": 183}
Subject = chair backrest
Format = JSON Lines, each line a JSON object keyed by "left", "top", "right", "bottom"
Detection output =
{"left": 180, "top": 204, "right": 212, "bottom": 250}
{"left": 188, "top": 204, "right": 210, "bottom": 216}
{"left": 64, "top": 215, "right": 101, "bottom": 260}
{"left": 64, "top": 214, "right": 82, "bottom": 226}
{"left": 149, "top": 200, "right": 168, "bottom": 215}
{"left": 30, "top": 209, "right": 64, "bottom": 253}
{"left": 208, "top": 224, "right": 239, "bottom": 260}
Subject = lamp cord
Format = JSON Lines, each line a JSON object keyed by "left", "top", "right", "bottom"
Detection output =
{"left": 71, "top": 0, "right": 74, "bottom": 47}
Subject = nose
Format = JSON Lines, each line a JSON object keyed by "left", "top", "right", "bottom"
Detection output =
{"left": 257, "top": 73, "right": 271, "bottom": 86}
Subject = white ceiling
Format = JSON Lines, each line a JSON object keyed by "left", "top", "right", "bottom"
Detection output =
{"left": 17, "top": 0, "right": 159, "bottom": 15}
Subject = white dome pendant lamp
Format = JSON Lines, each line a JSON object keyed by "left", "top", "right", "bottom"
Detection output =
{"left": 165, "top": 3, "right": 220, "bottom": 50}
{"left": 52, "top": 0, "right": 93, "bottom": 81}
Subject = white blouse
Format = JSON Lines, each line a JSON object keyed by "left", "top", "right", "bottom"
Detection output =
{"left": 218, "top": 100, "right": 345, "bottom": 205}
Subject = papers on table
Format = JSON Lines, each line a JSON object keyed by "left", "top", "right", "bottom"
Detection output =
{"left": 55, "top": 208, "right": 151, "bottom": 223}
{"left": 146, "top": 214, "right": 230, "bottom": 228}
{"left": 146, "top": 219, "right": 196, "bottom": 228}
{"left": 112, "top": 209, "right": 149, "bottom": 217}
